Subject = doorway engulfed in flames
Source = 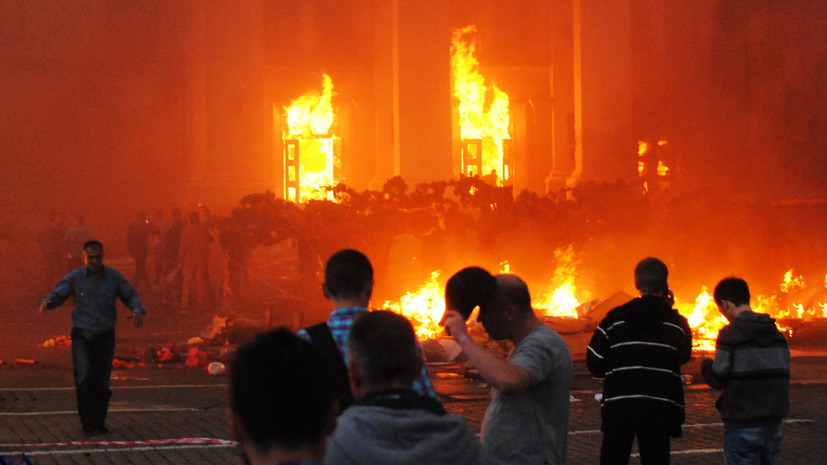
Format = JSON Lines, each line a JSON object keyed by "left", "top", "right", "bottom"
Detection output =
{"left": 451, "top": 25, "right": 513, "bottom": 186}
{"left": 278, "top": 73, "right": 342, "bottom": 203}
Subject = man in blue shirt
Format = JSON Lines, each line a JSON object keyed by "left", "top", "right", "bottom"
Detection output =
{"left": 298, "top": 249, "right": 435, "bottom": 413}
{"left": 39, "top": 240, "right": 146, "bottom": 435}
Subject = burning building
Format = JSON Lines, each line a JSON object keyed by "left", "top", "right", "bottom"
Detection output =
{"left": 2, "top": 1, "right": 826, "bottom": 348}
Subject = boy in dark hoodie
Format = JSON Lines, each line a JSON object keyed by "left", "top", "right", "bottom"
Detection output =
{"left": 701, "top": 277, "right": 790, "bottom": 465}
{"left": 587, "top": 257, "right": 693, "bottom": 465}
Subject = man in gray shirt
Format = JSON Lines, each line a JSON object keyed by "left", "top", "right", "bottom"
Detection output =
{"left": 443, "top": 273, "right": 573, "bottom": 464}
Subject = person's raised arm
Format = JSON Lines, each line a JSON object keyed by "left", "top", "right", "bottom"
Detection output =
{"left": 442, "top": 310, "right": 531, "bottom": 394}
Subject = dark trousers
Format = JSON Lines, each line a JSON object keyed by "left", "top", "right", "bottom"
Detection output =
{"left": 601, "top": 426, "right": 671, "bottom": 465}
{"left": 71, "top": 327, "right": 115, "bottom": 430}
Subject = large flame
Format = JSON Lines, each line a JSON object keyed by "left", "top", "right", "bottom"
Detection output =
{"left": 534, "top": 245, "right": 585, "bottom": 318}
{"left": 281, "top": 74, "right": 339, "bottom": 203}
{"left": 284, "top": 74, "right": 334, "bottom": 137}
{"left": 675, "top": 287, "right": 728, "bottom": 352}
{"left": 451, "top": 25, "right": 511, "bottom": 182}
{"left": 383, "top": 271, "right": 446, "bottom": 340}
{"left": 386, "top": 248, "right": 587, "bottom": 340}
{"left": 386, "top": 253, "right": 822, "bottom": 353}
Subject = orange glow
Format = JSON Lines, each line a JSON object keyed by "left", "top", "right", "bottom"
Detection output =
{"left": 656, "top": 160, "right": 669, "bottom": 176}
{"left": 388, "top": 251, "right": 822, "bottom": 352}
{"left": 383, "top": 271, "right": 446, "bottom": 340}
{"left": 451, "top": 25, "right": 511, "bottom": 182}
{"left": 637, "top": 141, "right": 648, "bottom": 156}
{"left": 780, "top": 269, "right": 805, "bottom": 293}
{"left": 280, "top": 73, "right": 340, "bottom": 203}
{"left": 637, "top": 141, "right": 647, "bottom": 177}
{"left": 534, "top": 246, "right": 586, "bottom": 319}
{"left": 675, "top": 287, "right": 728, "bottom": 352}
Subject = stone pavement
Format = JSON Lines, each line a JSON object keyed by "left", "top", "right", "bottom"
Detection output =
{"left": 2, "top": 280, "right": 827, "bottom": 464}
{"left": 2, "top": 356, "right": 827, "bottom": 464}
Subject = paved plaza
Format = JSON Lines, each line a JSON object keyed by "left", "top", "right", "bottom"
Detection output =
{"left": 2, "top": 285, "right": 826, "bottom": 464}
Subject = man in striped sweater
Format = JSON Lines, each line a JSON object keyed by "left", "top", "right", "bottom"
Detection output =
{"left": 701, "top": 277, "right": 790, "bottom": 465}
{"left": 587, "top": 257, "right": 693, "bottom": 465}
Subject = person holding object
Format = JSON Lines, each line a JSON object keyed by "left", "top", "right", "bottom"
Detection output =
{"left": 38, "top": 240, "right": 145, "bottom": 435}
{"left": 442, "top": 273, "right": 572, "bottom": 465}
{"left": 701, "top": 277, "right": 790, "bottom": 465}
{"left": 586, "top": 257, "right": 692, "bottom": 465}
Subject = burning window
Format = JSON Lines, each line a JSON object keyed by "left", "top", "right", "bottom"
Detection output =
{"left": 637, "top": 139, "right": 670, "bottom": 193}
{"left": 278, "top": 73, "right": 342, "bottom": 203}
{"left": 451, "top": 26, "right": 513, "bottom": 185}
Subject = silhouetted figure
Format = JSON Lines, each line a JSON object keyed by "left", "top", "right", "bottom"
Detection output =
{"left": 219, "top": 225, "right": 252, "bottom": 304}
{"left": 481, "top": 168, "right": 498, "bottom": 186}
{"left": 587, "top": 257, "right": 692, "bottom": 465}
{"left": 701, "top": 277, "right": 790, "bottom": 465}
{"left": 229, "top": 328, "right": 335, "bottom": 465}
{"left": 38, "top": 240, "right": 145, "bottom": 436}
{"left": 63, "top": 215, "right": 92, "bottom": 272}
{"left": 37, "top": 211, "right": 66, "bottom": 288}
{"left": 157, "top": 208, "right": 184, "bottom": 306}
{"left": 178, "top": 211, "right": 211, "bottom": 310}
{"left": 149, "top": 210, "right": 166, "bottom": 284}
{"left": 126, "top": 211, "right": 157, "bottom": 290}
{"left": 298, "top": 249, "right": 436, "bottom": 413}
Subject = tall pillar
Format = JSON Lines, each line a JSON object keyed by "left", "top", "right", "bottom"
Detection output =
{"left": 374, "top": 0, "right": 453, "bottom": 188}
{"left": 547, "top": 0, "right": 578, "bottom": 192}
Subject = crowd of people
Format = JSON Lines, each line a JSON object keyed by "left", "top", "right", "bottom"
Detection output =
{"left": 228, "top": 250, "right": 790, "bottom": 465}
{"left": 35, "top": 234, "right": 790, "bottom": 464}
{"left": 36, "top": 207, "right": 224, "bottom": 312}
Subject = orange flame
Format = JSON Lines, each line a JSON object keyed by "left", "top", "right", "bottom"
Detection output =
{"left": 383, "top": 271, "right": 446, "bottom": 340}
{"left": 656, "top": 160, "right": 669, "bottom": 176}
{"left": 451, "top": 25, "right": 511, "bottom": 182}
{"left": 284, "top": 74, "right": 334, "bottom": 137}
{"left": 281, "top": 74, "right": 340, "bottom": 203}
{"left": 676, "top": 287, "right": 728, "bottom": 352}
{"left": 780, "top": 269, "right": 805, "bottom": 293}
{"left": 534, "top": 246, "right": 585, "bottom": 318}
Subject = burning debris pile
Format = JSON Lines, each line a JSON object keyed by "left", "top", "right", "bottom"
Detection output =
{"left": 218, "top": 177, "right": 827, "bottom": 356}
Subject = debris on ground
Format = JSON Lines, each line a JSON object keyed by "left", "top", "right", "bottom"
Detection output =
{"left": 39, "top": 335, "right": 71, "bottom": 348}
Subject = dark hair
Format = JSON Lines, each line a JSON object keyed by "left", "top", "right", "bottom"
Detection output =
{"left": 495, "top": 274, "right": 532, "bottom": 315}
{"left": 347, "top": 311, "right": 419, "bottom": 388}
{"left": 714, "top": 277, "right": 751, "bottom": 307}
{"left": 230, "top": 328, "right": 332, "bottom": 451}
{"left": 83, "top": 240, "right": 103, "bottom": 251}
{"left": 445, "top": 266, "right": 497, "bottom": 319}
{"left": 634, "top": 257, "right": 669, "bottom": 295}
{"left": 325, "top": 249, "right": 373, "bottom": 300}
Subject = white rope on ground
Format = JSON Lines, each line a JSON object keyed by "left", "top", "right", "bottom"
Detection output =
{"left": 0, "top": 384, "right": 227, "bottom": 392}
{"left": 1, "top": 437, "right": 235, "bottom": 450}
{"left": 0, "top": 407, "right": 218, "bottom": 417}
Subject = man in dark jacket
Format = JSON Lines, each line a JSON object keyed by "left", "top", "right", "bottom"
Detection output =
{"left": 587, "top": 257, "right": 693, "bottom": 465}
{"left": 701, "top": 277, "right": 790, "bottom": 465}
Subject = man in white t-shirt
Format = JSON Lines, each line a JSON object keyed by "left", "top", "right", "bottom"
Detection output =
{"left": 443, "top": 273, "right": 573, "bottom": 465}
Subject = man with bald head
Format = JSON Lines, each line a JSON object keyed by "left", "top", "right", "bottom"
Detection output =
{"left": 442, "top": 273, "right": 573, "bottom": 465}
